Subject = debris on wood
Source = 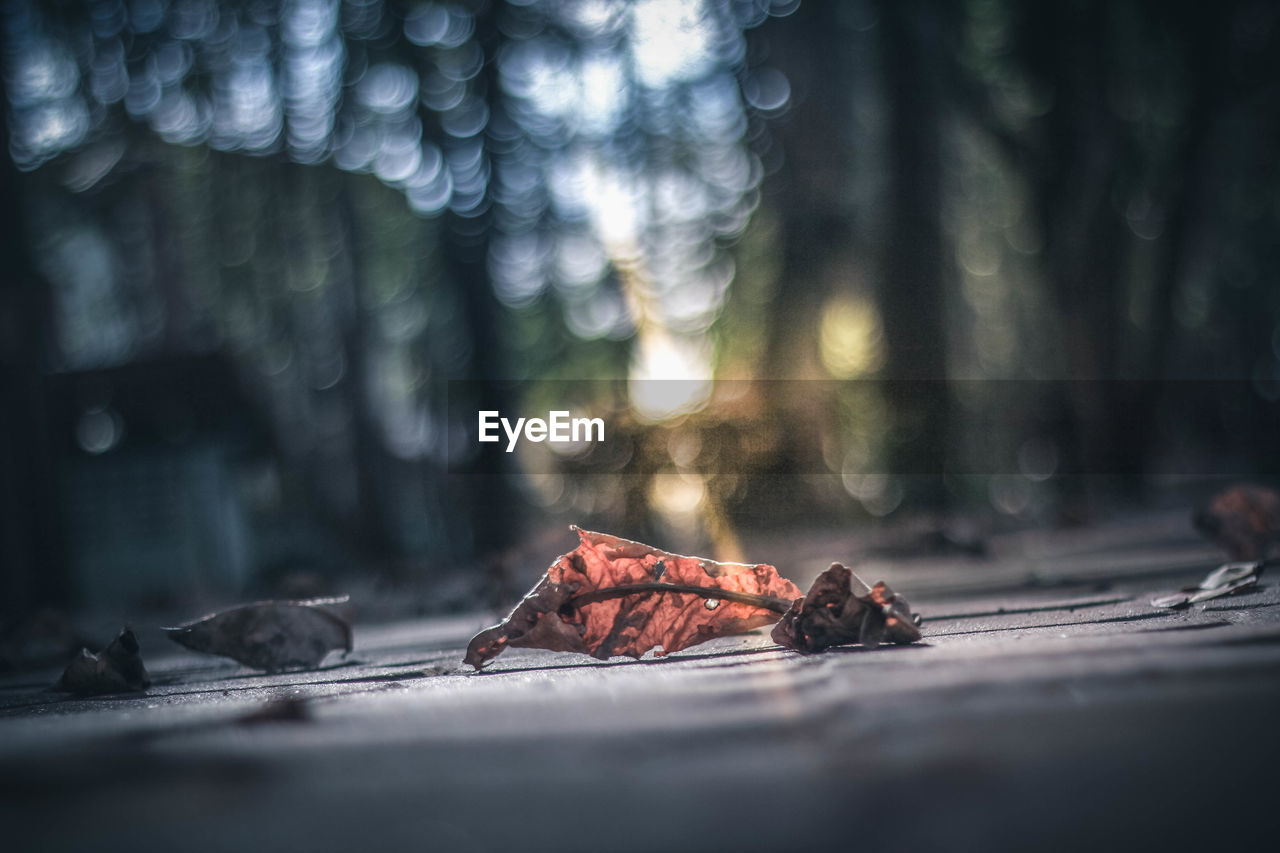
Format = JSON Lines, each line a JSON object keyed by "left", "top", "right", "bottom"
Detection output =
{"left": 1193, "top": 484, "right": 1280, "bottom": 560}
{"left": 771, "top": 563, "right": 923, "bottom": 653}
{"left": 1199, "top": 561, "right": 1260, "bottom": 590}
{"left": 1151, "top": 560, "right": 1271, "bottom": 609}
{"left": 464, "top": 526, "right": 803, "bottom": 670}
{"left": 53, "top": 627, "right": 150, "bottom": 695}
{"left": 165, "top": 596, "right": 352, "bottom": 673}
{"left": 236, "top": 696, "right": 311, "bottom": 726}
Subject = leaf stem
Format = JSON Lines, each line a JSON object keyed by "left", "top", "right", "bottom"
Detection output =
{"left": 566, "top": 583, "right": 795, "bottom": 615}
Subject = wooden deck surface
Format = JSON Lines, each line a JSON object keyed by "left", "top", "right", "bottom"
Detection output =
{"left": 3, "top": 510, "right": 1279, "bottom": 852}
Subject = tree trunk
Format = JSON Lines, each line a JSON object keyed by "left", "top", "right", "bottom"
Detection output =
{"left": 0, "top": 110, "right": 67, "bottom": 615}
{"left": 879, "top": 0, "right": 950, "bottom": 508}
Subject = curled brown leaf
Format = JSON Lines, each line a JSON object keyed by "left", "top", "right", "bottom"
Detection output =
{"left": 164, "top": 596, "right": 352, "bottom": 672}
{"left": 465, "top": 527, "right": 802, "bottom": 670}
{"left": 54, "top": 627, "right": 150, "bottom": 695}
{"left": 771, "top": 563, "right": 923, "bottom": 653}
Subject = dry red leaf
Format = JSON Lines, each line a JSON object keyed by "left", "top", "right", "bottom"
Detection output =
{"left": 1193, "top": 484, "right": 1280, "bottom": 560}
{"left": 464, "top": 527, "right": 803, "bottom": 670}
{"left": 771, "top": 563, "right": 922, "bottom": 653}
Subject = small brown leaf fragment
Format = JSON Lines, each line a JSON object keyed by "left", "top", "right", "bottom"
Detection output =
{"left": 464, "top": 527, "right": 803, "bottom": 670}
{"left": 53, "top": 627, "right": 150, "bottom": 695}
{"left": 165, "top": 596, "right": 352, "bottom": 673}
{"left": 771, "top": 564, "right": 923, "bottom": 654}
{"left": 1193, "top": 484, "right": 1280, "bottom": 560}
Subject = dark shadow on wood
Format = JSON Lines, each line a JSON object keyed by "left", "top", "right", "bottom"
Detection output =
{"left": 474, "top": 639, "right": 933, "bottom": 676}
{"left": 926, "top": 611, "right": 1173, "bottom": 637}
{"left": 473, "top": 644, "right": 788, "bottom": 675}
{"left": 925, "top": 595, "right": 1134, "bottom": 622}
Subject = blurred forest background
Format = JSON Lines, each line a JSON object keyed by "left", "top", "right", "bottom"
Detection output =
{"left": 2, "top": 0, "right": 1280, "bottom": 618}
